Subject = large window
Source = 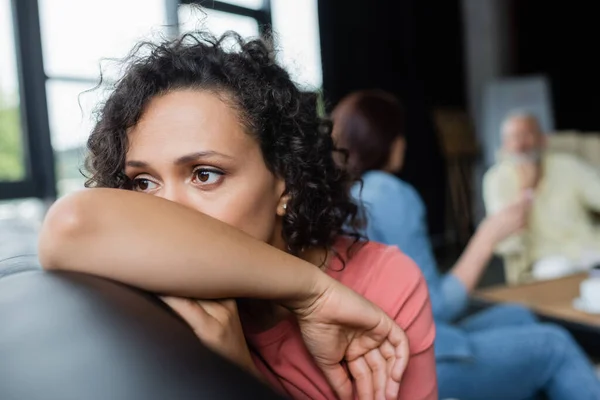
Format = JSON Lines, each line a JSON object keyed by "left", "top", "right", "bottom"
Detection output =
{"left": 0, "top": 0, "right": 26, "bottom": 182}
{"left": 271, "top": 0, "right": 322, "bottom": 90}
{"left": 180, "top": 0, "right": 322, "bottom": 89}
{"left": 179, "top": 5, "right": 260, "bottom": 38}
{"left": 0, "top": 0, "right": 46, "bottom": 230}
{"left": 220, "top": 0, "right": 263, "bottom": 9}
{"left": 38, "top": 0, "right": 170, "bottom": 196}
{"left": 1, "top": 0, "right": 323, "bottom": 202}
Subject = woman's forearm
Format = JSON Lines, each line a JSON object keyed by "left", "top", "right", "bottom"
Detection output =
{"left": 448, "top": 225, "right": 496, "bottom": 293}
{"left": 39, "top": 189, "right": 325, "bottom": 307}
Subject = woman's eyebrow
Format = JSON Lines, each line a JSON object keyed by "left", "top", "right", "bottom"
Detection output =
{"left": 174, "top": 151, "right": 233, "bottom": 165}
{"left": 125, "top": 151, "right": 234, "bottom": 169}
{"left": 125, "top": 160, "right": 148, "bottom": 168}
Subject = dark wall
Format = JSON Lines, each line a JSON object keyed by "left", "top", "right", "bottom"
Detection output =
{"left": 513, "top": 2, "right": 600, "bottom": 131}
{"left": 413, "top": 1, "right": 466, "bottom": 109}
{"left": 318, "top": 0, "right": 465, "bottom": 238}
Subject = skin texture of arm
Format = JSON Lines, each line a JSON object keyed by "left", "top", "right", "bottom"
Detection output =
{"left": 450, "top": 193, "right": 531, "bottom": 292}
{"left": 38, "top": 188, "right": 324, "bottom": 307}
{"left": 447, "top": 227, "right": 496, "bottom": 293}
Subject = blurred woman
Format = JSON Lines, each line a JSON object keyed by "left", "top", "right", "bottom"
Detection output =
{"left": 38, "top": 34, "right": 438, "bottom": 399}
{"left": 333, "top": 89, "right": 600, "bottom": 400}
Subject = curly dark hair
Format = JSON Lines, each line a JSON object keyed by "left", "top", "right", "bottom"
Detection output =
{"left": 85, "top": 31, "right": 363, "bottom": 259}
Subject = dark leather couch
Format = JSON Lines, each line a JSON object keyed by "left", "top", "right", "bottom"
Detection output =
{"left": 0, "top": 256, "right": 284, "bottom": 400}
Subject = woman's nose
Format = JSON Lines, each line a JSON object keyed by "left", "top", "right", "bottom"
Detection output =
{"left": 158, "top": 184, "right": 192, "bottom": 207}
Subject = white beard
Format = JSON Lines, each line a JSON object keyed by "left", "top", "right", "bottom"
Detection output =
{"left": 506, "top": 149, "right": 542, "bottom": 164}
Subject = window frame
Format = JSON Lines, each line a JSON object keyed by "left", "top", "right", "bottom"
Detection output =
{"left": 0, "top": 0, "right": 56, "bottom": 201}
{"left": 0, "top": 0, "right": 273, "bottom": 201}
{"left": 180, "top": 0, "right": 272, "bottom": 36}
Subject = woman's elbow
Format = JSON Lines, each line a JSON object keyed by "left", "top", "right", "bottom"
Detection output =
{"left": 38, "top": 191, "right": 91, "bottom": 270}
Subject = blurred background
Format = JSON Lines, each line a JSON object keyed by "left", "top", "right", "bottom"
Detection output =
{"left": 0, "top": 0, "right": 598, "bottom": 258}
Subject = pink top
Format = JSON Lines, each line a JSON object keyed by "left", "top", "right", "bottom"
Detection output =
{"left": 246, "top": 240, "right": 437, "bottom": 399}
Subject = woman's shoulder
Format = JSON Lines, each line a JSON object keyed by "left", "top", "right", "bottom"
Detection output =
{"left": 341, "top": 240, "right": 420, "bottom": 273}
{"left": 331, "top": 240, "right": 434, "bottom": 352}
{"left": 331, "top": 240, "right": 427, "bottom": 314}
{"left": 356, "top": 171, "right": 421, "bottom": 204}
{"left": 360, "top": 170, "right": 409, "bottom": 190}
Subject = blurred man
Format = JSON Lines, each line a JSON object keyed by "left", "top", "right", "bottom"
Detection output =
{"left": 483, "top": 111, "right": 600, "bottom": 284}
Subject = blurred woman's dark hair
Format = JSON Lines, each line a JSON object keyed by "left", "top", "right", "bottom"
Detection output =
{"left": 331, "top": 90, "right": 405, "bottom": 175}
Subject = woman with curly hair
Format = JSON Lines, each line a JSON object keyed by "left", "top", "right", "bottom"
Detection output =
{"left": 38, "top": 32, "right": 437, "bottom": 400}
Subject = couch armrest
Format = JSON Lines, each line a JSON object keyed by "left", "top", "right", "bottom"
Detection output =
{"left": 0, "top": 267, "right": 285, "bottom": 400}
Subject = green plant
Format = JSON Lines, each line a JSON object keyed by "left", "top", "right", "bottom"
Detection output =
{"left": 0, "top": 92, "right": 25, "bottom": 181}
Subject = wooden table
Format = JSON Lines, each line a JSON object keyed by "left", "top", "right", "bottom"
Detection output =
{"left": 474, "top": 273, "right": 600, "bottom": 328}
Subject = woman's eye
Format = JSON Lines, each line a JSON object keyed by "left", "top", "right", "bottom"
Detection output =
{"left": 192, "top": 168, "right": 224, "bottom": 186}
{"left": 132, "top": 178, "right": 158, "bottom": 192}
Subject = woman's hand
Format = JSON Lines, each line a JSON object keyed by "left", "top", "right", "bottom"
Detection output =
{"left": 480, "top": 191, "right": 533, "bottom": 246}
{"left": 289, "top": 279, "right": 410, "bottom": 400}
{"left": 162, "top": 297, "right": 259, "bottom": 377}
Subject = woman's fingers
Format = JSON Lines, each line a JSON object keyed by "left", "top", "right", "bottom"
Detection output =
{"left": 365, "top": 349, "right": 387, "bottom": 400}
{"left": 381, "top": 341, "right": 400, "bottom": 400}
{"left": 348, "top": 356, "right": 374, "bottom": 400}
{"left": 161, "top": 296, "right": 213, "bottom": 332}
{"left": 344, "top": 319, "right": 408, "bottom": 399}
{"left": 196, "top": 298, "right": 237, "bottom": 310}
{"left": 387, "top": 324, "right": 410, "bottom": 381}
{"left": 320, "top": 362, "right": 354, "bottom": 400}
{"left": 194, "top": 298, "right": 236, "bottom": 322}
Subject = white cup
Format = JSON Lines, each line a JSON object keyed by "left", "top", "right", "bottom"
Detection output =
{"left": 580, "top": 278, "right": 600, "bottom": 312}
{"left": 532, "top": 256, "right": 576, "bottom": 281}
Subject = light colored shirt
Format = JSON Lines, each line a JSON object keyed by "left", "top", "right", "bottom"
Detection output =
{"left": 483, "top": 152, "right": 600, "bottom": 280}
{"left": 246, "top": 238, "right": 438, "bottom": 400}
{"left": 350, "top": 171, "right": 473, "bottom": 361}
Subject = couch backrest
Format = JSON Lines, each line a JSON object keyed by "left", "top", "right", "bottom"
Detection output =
{"left": 547, "top": 131, "right": 600, "bottom": 168}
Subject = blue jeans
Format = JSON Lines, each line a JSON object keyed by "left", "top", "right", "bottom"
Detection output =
{"left": 437, "top": 305, "right": 600, "bottom": 400}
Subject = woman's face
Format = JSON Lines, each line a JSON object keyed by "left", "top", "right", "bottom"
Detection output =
{"left": 125, "top": 89, "right": 287, "bottom": 246}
